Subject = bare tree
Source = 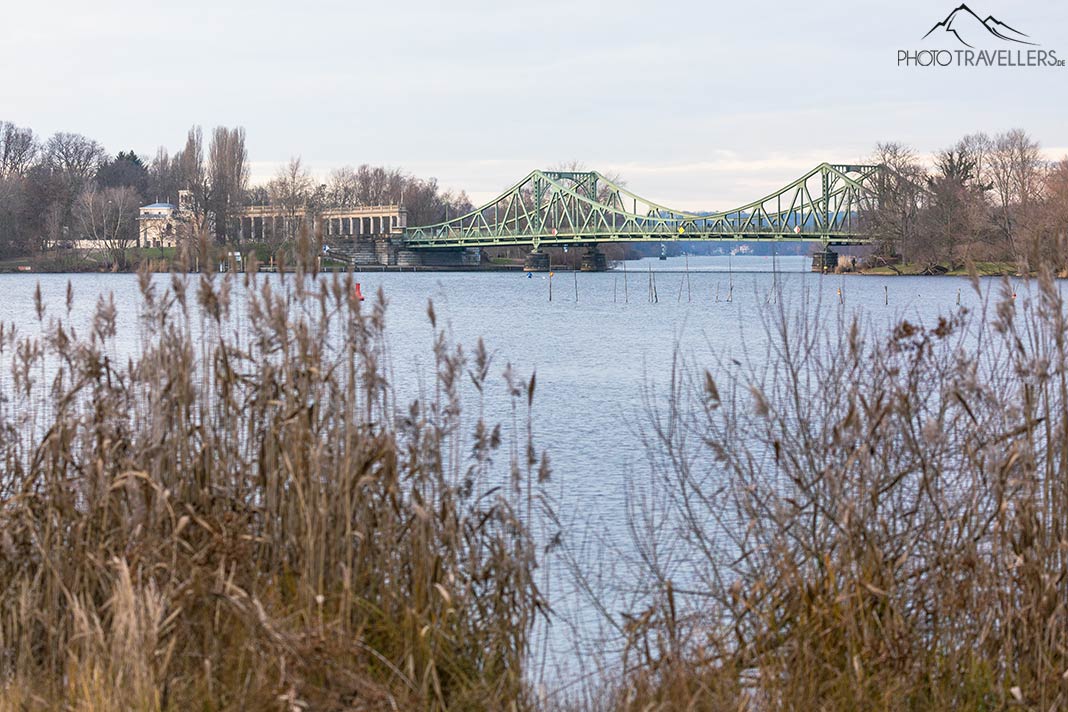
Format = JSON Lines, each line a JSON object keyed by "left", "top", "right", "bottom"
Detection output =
{"left": 146, "top": 147, "right": 180, "bottom": 204}
{"left": 207, "top": 126, "right": 249, "bottom": 243}
{"left": 358, "top": 165, "right": 405, "bottom": 205}
{"left": 918, "top": 147, "right": 986, "bottom": 267}
{"left": 959, "top": 132, "right": 994, "bottom": 182}
{"left": 987, "top": 129, "right": 1043, "bottom": 262}
{"left": 1036, "top": 158, "right": 1068, "bottom": 271}
{"left": 321, "top": 164, "right": 474, "bottom": 226}
{"left": 326, "top": 166, "right": 361, "bottom": 207}
{"left": 174, "top": 126, "right": 208, "bottom": 231}
{"left": 0, "top": 122, "right": 38, "bottom": 178}
{"left": 44, "top": 132, "right": 106, "bottom": 186}
{"left": 75, "top": 186, "right": 140, "bottom": 269}
{"left": 402, "top": 176, "right": 451, "bottom": 225}
{"left": 267, "top": 157, "right": 314, "bottom": 243}
{"left": 0, "top": 175, "right": 28, "bottom": 257}
{"left": 43, "top": 202, "right": 65, "bottom": 250}
{"left": 864, "top": 142, "right": 926, "bottom": 262}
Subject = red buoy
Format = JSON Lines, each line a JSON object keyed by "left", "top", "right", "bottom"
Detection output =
{"left": 354, "top": 282, "right": 365, "bottom": 301}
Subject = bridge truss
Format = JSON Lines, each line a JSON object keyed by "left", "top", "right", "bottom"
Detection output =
{"left": 401, "top": 163, "right": 882, "bottom": 249}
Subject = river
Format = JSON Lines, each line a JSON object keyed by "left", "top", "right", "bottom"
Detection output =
{"left": 0, "top": 254, "right": 1019, "bottom": 689}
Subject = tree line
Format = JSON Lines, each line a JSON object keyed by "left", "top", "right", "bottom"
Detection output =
{"left": 0, "top": 121, "right": 472, "bottom": 260}
{"left": 5, "top": 120, "right": 1065, "bottom": 269}
{"left": 253, "top": 158, "right": 473, "bottom": 241}
{"left": 867, "top": 129, "right": 1068, "bottom": 270}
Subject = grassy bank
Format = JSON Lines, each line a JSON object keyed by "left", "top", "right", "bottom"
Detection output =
{"left": 859, "top": 261, "right": 1022, "bottom": 276}
{"left": 0, "top": 264, "right": 550, "bottom": 710}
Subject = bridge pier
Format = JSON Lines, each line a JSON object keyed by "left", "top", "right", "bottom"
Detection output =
{"left": 524, "top": 250, "right": 550, "bottom": 272}
{"left": 580, "top": 246, "right": 607, "bottom": 272}
{"left": 812, "top": 247, "right": 839, "bottom": 273}
{"left": 375, "top": 237, "right": 398, "bottom": 266}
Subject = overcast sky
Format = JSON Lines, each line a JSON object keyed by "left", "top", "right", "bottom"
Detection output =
{"left": 2, "top": 0, "right": 1066, "bottom": 210}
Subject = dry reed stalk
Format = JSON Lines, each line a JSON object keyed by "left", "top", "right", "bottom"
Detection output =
{"left": 602, "top": 267, "right": 1068, "bottom": 710}
{"left": 0, "top": 261, "right": 552, "bottom": 711}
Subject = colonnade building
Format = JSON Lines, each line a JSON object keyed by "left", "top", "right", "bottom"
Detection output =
{"left": 232, "top": 205, "right": 406, "bottom": 242}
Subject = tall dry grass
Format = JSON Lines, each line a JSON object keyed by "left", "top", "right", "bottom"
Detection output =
{"left": 0, "top": 260, "right": 550, "bottom": 710}
{"left": 607, "top": 267, "right": 1068, "bottom": 710}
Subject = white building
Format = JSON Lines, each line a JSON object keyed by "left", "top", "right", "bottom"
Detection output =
{"left": 138, "top": 190, "right": 193, "bottom": 248}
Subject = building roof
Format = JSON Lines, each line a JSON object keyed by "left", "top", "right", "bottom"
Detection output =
{"left": 142, "top": 202, "right": 176, "bottom": 209}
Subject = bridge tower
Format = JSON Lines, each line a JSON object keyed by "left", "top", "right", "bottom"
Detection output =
{"left": 811, "top": 165, "right": 839, "bottom": 272}
{"left": 524, "top": 175, "right": 550, "bottom": 271}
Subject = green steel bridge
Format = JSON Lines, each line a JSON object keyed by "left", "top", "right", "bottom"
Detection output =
{"left": 400, "top": 163, "right": 882, "bottom": 254}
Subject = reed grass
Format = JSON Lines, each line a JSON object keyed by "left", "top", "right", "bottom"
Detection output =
{"left": 0, "top": 258, "right": 550, "bottom": 710}
{"left": 606, "top": 266, "right": 1068, "bottom": 710}
{"left": 12, "top": 249, "right": 1068, "bottom": 710}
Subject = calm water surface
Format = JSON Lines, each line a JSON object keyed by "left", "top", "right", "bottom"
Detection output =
{"left": 0, "top": 254, "right": 1019, "bottom": 682}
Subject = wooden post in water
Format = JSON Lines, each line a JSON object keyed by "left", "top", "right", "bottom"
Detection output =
{"left": 727, "top": 254, "right": 733, "bottom": 302}
{"left": 885, "top": 285, "right": 888, "bottom": 305}
{"left": 685, "top": 254, "right": 692, "bottom": 302}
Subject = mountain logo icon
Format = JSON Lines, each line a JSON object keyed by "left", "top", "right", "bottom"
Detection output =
{"left": 922, "top": 4, "right": 1037, "bottom": 48}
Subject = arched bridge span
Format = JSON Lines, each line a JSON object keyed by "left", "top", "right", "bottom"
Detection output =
{"left": 400, "top": 163, "right": 882, "bottom": 251}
